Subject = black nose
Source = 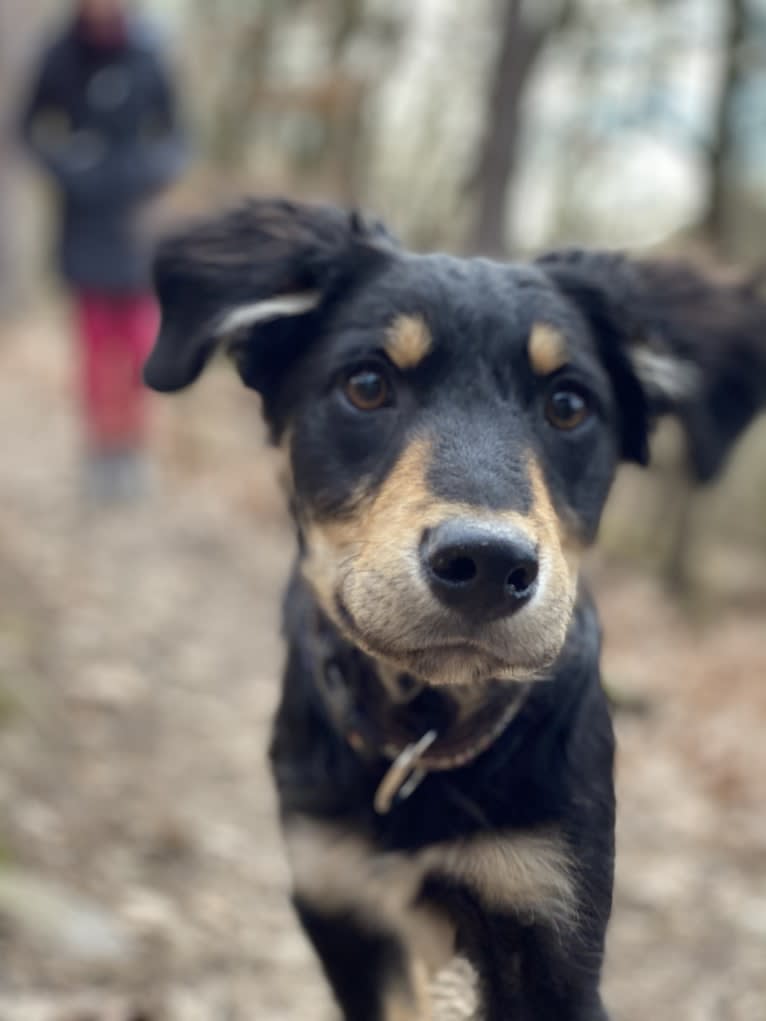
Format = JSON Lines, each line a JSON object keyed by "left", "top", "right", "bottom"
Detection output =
{"left": 421, "top": 520, "right": 539, "bottom": 619}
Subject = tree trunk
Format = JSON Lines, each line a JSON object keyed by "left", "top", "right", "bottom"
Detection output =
{"left": 466, "top": 0, "right": 545, "bottom": 256}
{"left": 699, "top": 0, "right": 746, "bottom": 252}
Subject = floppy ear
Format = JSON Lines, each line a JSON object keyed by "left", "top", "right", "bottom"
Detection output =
{"left": 143, "top": 198, "right": 394, "bottom": 397}
{"left": 538, "top": 250, "right": 766, "bottom": 481}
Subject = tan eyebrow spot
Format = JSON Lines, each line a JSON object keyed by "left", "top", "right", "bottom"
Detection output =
{"left": 528, "top": 323, "right": 568, "bottom": 376}
{"left": 384, "top": 314, "right": 433, "bottom": 370}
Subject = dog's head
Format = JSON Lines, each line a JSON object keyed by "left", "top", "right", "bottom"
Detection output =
{"left": 145, "top": 199, "right": 765, "bottom": 686}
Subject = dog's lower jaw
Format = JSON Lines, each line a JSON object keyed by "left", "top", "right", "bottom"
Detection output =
{"left": 343, "top": 631, "right": 551, "bottom": 689}
{"left": 330, "top": 590, "right": 567, "bottom": 688}
{"left": 399, "top": 650, "right": 547, "bottom": 688}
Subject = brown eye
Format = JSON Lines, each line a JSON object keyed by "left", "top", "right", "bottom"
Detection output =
{"left": 545, "top": 386, "right": 591, "bottom": 430}
{"left": 343, "top": 368, "right": 390, "bottom": 411}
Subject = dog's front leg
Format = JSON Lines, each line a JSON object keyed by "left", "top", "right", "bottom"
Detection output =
{"left": 284, "top": 815, "right": 443, "bottom": 1020}
{"left": 293, "top": 895, "right": 430, "bottom": 1021}
{"left": 461, "top": 914, "right": 609, "bottom": 1021}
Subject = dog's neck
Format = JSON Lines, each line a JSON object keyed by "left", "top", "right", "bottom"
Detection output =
{"left": 277, "top": 567, "right": 605, "bottom": 821}
{"left": 306, "top": 599, "right": 531, "bottom": 801}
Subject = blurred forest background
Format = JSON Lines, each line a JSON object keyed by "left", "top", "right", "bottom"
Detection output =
{"left": 0, "top": 1, "right": 765, "bottom": 1020}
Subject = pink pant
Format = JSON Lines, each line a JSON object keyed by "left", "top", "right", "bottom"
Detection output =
{"left": 73, "top": 292, "right": 158, "bottom": 449}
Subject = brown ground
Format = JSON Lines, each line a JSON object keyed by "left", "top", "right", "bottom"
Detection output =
{"left": 0, "top": 308, "right": 764, "bottom": 1020}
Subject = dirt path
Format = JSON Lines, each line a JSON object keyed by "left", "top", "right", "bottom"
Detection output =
{"left": 0, "top": 309, "right": 764, "bottom": 1020}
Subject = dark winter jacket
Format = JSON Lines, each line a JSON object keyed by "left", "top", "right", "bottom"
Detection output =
{"left": 18, "top": 17, "right": 188, "bottom": 292}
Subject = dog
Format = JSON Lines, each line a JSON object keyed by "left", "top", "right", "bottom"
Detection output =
{"left": 143, "top": 198, "right": 766, "bottom": 1021}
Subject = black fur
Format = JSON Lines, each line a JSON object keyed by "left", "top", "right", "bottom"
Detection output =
{"left": 145, "top": 198, "right": 766, "bottom": 1020}
{"left": 539, "top": 249, "right": 766, "bottom": 480}
{"left": 294, "top": 896, "right": 415, "bottom": 1021}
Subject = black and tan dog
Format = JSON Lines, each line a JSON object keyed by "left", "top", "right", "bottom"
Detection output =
{"left": 143, "top": 199, "right": 766, "bottom": 1021}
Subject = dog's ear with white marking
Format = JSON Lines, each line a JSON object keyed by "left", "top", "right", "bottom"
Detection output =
{"left": 143, "top": 197, "right": 394, "bottom": 398}
{"left": 538, "top": 250, "right": 766, "bottom": 481}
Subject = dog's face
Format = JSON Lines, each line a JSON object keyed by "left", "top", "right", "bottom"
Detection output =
{"left": 145, "top": 199, "right": 758, "bottom": 686}
{"left": 267, "top": 257, "right": 622, "bottom": 686}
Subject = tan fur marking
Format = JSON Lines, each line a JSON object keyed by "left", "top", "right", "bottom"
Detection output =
{"left": 384, "top": 960, "right": 432, "bottom": 1021}
{"left": 385, "top": 315, "right": 433, "bottom": 370}
{"left": 431, "top": 832, "right": 579, "bottom": 932}
{"left": 285, "top": 818, "right": 453, "bottom": 1021}
{"left": 527, "top": 456, "right": 584, "bottom": 568}
{"left": 384, "top": 999, "right": 425, "bottom": 1021}
{"left": 285, "top": 819, "right": 426, "bottom": 922}
{"left": 528, "top": 323, "right": 569, "bottom": 376}
{"left": 285, "top": 817, "right": 577, "bottom": 950}
{"left": 301, "top": 441, "right": 584, "bottom": 686}
{"left": 276, "top": 426, "right": 294, "bottom": 497}
{"left": 300, "top": 438, "right": 435, "bottom": 622}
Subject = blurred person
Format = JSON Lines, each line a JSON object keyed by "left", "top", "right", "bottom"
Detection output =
{"left": 17, "top": 0, "right": 187, "bottom": 502}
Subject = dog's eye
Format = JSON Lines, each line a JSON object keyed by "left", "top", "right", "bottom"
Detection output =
{"left": 545, "top": 384, "right": 591, "bottom": 430}
{"left": 342, "top": 368, "right": 391, "bottom": 411}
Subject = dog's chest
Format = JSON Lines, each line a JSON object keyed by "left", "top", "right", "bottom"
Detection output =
{"left": 284, "top": 814, "right": 577, "bottom": 959}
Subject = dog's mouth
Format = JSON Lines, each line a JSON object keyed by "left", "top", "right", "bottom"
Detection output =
{"left": 335, "top": 594, "right": 559, "bottom": 686}
{"left": 395, "top": 645, "right": 545, "bottom": 687}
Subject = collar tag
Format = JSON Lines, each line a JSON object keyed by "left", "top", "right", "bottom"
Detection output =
{"left": 373, "top": 729, "right": 438, "bottom": 815}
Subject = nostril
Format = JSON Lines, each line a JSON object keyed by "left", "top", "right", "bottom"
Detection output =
{"left": 505, "top": 559, "right": 539, "bottom": 596}
{"left": 431, "top": 554, "right": 478, "bottom": 586}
